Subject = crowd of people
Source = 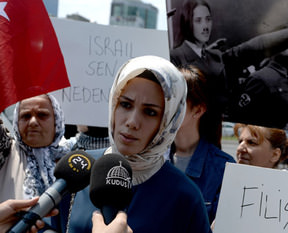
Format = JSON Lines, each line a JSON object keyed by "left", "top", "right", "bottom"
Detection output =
{"left": 1, "top": 55, "right": 287, "bottom": 233}
{"left": 1, "top": 0, "right": 288, "bottom": 232}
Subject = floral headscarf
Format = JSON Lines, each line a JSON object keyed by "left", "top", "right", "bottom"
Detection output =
{"left": 107, "top": 55, "right": 187, "bottom": 185}
{"left": 0, "top": 118, "right": 12, "bottom": 169}
{"left": 13, "top": 94, "right": 70, "bottom": 198}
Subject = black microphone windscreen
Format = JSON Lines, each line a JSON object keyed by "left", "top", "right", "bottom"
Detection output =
{"left": 89, "top": 153, "right": 133, "bottom": 210}
{"left": 54, "top": 150, "right": 95, "bottom": 193}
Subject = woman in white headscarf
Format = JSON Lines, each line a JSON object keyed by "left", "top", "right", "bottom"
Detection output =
{"left": 52, "top": 55, "right": 212, "bottom": 233}
{"left": 0, "top": 94, "right": 70, "bottom": 202}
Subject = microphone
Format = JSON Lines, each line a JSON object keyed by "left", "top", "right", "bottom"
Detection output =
{"left": 89, "top": 153, "right": 133, "bottom": 225}
{"left": 8, "top": 150, "right": 95, "bottom": 233}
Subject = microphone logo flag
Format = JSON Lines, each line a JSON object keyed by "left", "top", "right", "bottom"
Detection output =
{"left": 106, "top": 161, "right": 132, "bottom": 189}
{"left": 68, "top": 153, "right": 93, "bottom": 172}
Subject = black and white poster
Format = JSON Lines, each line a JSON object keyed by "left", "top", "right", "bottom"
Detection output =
{"left": 166, "top": 0, "right": 288, "bottom": 129}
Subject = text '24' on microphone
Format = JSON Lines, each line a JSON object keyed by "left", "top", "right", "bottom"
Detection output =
{"left": 8, "top": 150, "right": 95, "bottom": 233}
{"left": 89, "top": 153, "right": 133, "bottom": 224}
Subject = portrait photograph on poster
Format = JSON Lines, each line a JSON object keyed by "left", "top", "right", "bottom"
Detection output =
{"left": 166, "top": 0, "right": 288, "bottom": 129}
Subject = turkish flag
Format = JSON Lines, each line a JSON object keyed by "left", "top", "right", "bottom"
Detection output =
{"left": 0, "top": 0, "right": 70, "bottom": 112}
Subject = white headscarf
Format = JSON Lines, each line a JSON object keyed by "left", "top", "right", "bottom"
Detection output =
{"left": 107, "top": 55, "right": 187, "bottom": 185}
{"left": 13, "top": 94, "right": 70, "bottom": 198}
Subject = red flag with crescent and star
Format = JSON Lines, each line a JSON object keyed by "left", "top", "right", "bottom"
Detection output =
{"left": 0, "top": 0, "right": 70, "bottom": 112}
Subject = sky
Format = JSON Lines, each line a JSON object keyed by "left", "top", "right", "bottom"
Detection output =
{"left": 57, "top": 0, "right": 168, "bottom": 30}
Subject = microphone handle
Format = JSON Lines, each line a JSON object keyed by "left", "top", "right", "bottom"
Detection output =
{"left": 101, "top": 205, "right": 119, "bottom": 225}
{"left": 7, "top": 212, "right": 41, "bottom": 233}
{"left": 7, "top": 179, "right": 68, "bottom": 233}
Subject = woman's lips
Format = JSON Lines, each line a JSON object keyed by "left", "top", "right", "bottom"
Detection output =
{"left": 27, "top": 130, "right": 40, "bottom": 135}
{"left": 237, "top": 154, "right": 250, "bottom": 164}
{"left": 120, "top": 132, "right": 137, "bottom": 143}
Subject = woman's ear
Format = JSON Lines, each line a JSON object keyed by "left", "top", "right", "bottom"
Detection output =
{"left": 270, "top": 148, "right": 281, "bottom": 165}
{"left": 193, "top": 104, "right": 206, "bottom": 119}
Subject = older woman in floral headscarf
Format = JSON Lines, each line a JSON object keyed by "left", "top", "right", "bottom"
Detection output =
{"left": 0, "top": 94, "right": 70, "bottom": 202}
{"left": 53, "top": 56, "right": 212, "bottom": 233}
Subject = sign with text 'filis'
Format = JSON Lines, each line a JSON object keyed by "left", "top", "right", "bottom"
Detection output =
{"left": 214, "top": 163, "right": 288, "bottom": 233}
{"left": 50, "top": 17, "right": 169, "bottom": 126}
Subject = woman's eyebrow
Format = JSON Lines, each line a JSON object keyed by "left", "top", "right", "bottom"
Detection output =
{"left": 143, "top": 103, "right": 163, "bottom": 109}
{"left": 120, "top": 95, "right": 163, "bottom": 109}
{"left": 119, "top": 95, "right": 133, "bottom": 102}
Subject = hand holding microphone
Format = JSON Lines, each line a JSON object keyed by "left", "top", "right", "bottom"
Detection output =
{"left": 0, "top": 197, "right": 58, "bottom": 233}
{"left": 8, "top": 150, "right": 95, "bottom": 233}
{"left": 89, "top": 153, "right": 133, "bottom": 225}
{"left": 92, "top": 211, "right": 133, "bottom": 233}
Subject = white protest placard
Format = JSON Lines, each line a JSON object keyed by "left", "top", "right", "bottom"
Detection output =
{"left": 214, "top": 163, "right": 288, "bottom": 233}
{"left": 50, "top": 18, "right": 169, "bottom": 126}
